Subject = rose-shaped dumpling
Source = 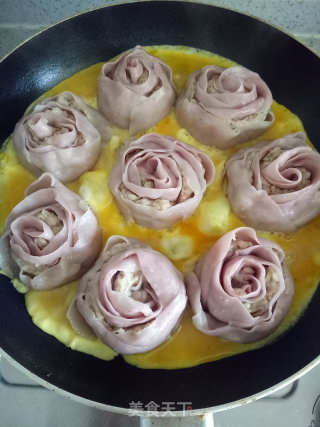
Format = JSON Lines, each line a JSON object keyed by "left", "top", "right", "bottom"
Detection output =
{"left": 98, "top": 46, "right": 176, "bottom": 134}
{"left": 225, "top": 132, "right": 320, "bottom": 233}
{"left": 175, "top": 65, "right": 274, "bottom": 149}
{"left": 109, "top": 133, "right": 215, "bottom": 229}
{"left": 0, "top": 173, "right": 102, "bottom": 290}
{"left": 14, "top": 91, "right": 112, "bottom": 183}
{"left": 186, "top": 227, "right": 294, "bottom": 343}
{"left": 67, "top": 235, "right": 187, "bottom": 354}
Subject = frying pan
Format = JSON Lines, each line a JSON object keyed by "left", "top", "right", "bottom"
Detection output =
{"left": 0, "top": 0, "right": 319, "bottom": 415}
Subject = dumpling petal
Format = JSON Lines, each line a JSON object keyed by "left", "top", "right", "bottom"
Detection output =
{"left": 13, "top": 91, "right": 112, "bottom": 183}
{"left": 185, "top": 227, "right": 294, "bottom": 343}
{"left": 98, "top": 46, "right": 176, "bottom": 134}
{"left": 0, "top": 173, "right": 102, "bottom": 290}
{"left": 175, "top": 65, "right": 274, "bottom": 149}
{"left": 68, "top": 235, "right": 187, "bottom": 354}
{"left": 225, "top": 132, "right": 320, "bottom": 233}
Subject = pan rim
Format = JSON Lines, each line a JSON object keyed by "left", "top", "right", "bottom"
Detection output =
{"left": 1, "top": 348, "right": 319, "bottom": 415}
{"left": 0, "top": 0, "right": 319, "bottom": 414}
{"left": 0, "top": 0, "right": 319, "bottom": 64}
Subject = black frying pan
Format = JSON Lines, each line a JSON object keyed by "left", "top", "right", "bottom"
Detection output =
{"left": 0, "top": 0, "right": 319, "bottom": 412}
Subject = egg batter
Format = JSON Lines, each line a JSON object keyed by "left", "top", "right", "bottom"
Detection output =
{"left": 0, "top": 46, "right": 319, "bottom": 369}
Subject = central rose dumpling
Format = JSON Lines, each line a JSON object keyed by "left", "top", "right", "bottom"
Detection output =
{"left": 185, "top": 227, "right": 294, "bottom": 343}
{"left": 175, "top": 65, "right": 274, "bottom": 149}
{"left": 109, "top": 133, "right": 215, "bottom": 229}
{"left": 98, "top": 46, "right": 176, "bottom": 134}
{"left": 68, "top": 235, "right": 187, "bottom": 354}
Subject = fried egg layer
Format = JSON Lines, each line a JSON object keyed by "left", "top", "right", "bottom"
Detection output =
{"left": 1, "top": 46, "right": 319, "bottom": 369}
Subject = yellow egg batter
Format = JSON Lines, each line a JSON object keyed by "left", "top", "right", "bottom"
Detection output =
{"left": 1, "top": 46, "right": 319, "bottom": 369}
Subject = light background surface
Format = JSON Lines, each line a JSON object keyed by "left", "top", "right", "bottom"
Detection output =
{"left": 0, "top": 0, "right": 319, "bottom": 58}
